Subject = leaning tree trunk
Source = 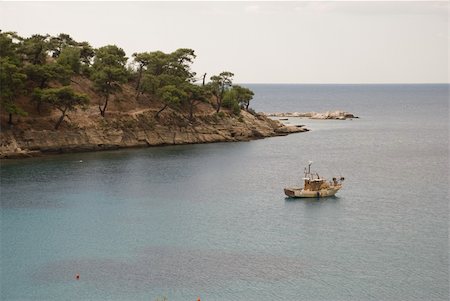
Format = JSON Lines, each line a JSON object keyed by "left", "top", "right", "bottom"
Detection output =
{"left": 135, "top": 91, "right": 141, "bottom": 101}
{"left": 135, "top": 66, "right": 143, "bottom": 91}
{"left": 36, "top": 100, "right": 43, "bottom": 115}
{"left": 216, "top": 96, "right": 222, "bottom": 113}
{"left": 54, "top": 110, "right": 67, "bottom": 130}
{"left": 99, "top": 94, "right": 109, "bottom": 117}
{"left": 216, "top": 87, "right": 225, "bottom": 113}
{"left": 135, "top": 66, "right": 144, "bottom": 100}
{"left": 39, "top": 78, "right": 47, "bottom": 89}
{"left": 155, "top": 104, "right": 168, "bottom": 119}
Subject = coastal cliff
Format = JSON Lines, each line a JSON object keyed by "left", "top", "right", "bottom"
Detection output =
{"left": 0, "top": 75, "right": 307, "bottom": 159}
{"left": 0, "top": 105, "right": 306, "bottom": 159}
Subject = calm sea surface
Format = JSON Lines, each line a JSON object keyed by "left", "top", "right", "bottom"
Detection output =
{"left": 1, "top": 84, "right": 448, "bottom": 301}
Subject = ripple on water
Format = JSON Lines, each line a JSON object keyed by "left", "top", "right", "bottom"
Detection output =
{"left": 33, "top": 246, "right": 306, "bottom": 292}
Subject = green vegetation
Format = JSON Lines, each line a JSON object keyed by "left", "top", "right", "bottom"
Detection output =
{"left": 0, "top": 30, "right": 254, "bottom": 129}
{"left": 155, "top": 85, "right": 186, "bottom": 118}
{"left": 207, "top": 71, "right": 234, "bottom": 113}
{"left": 91, "top": 45, "right": 128, "bottom": 117}
{"left": 0, "top": 56, "right": 27, "bottom": 125}
{"left": 33, "top": 86, "right": 88, "bottom": 129}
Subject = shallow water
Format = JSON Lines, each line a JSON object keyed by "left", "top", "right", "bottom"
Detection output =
{"left": 1, "top": 84, "right": 448, "bottom": 300}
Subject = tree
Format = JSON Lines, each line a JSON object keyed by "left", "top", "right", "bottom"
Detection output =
{"left": 47, "top": 34, "right": 92, "bottom": 75}
{"left": 140, "top": 72, "right": 185, "bottom": 96}
{"left": 231, "top": 85, "right": 254, "bottom": 111}
{"left": 182, "top": 83, "right": 209, "bottom": 121}
{"left": 33, "top": 86, "right": 89, "bottom": 129}
{"left": 91, "top": 45, "right": 128, "bottom": 117}
{"left": 137, "top": 49, "right": 197, "bottom": 101}
{"left": 57, "top": 46, "right": 81, "bottom": 74}
{"left": 133, "top": 51, "right": 170, "bottom": 99}
{"left": 78, "top": 41, "right": 95, "bottom": 65}
{"left": 25, "top": 62, "right": 72, "bottom": 113}
{"left": 20, "top": 34, "right": 50, "bottom": 65}
{"left": 25, "top": 62, "right": 71, "bottom": 89}
{"left": 145, "top": 51, "right": 171, "bottom": 76}
{"left": 208, "top": 71, "right": 234, "bottom": 113}
{"left": 78, "top": 41, "right": 95, "bottom": 75}
{"left": 222, "top": 85, "right": 255, "bottom": 115}
{"left": 155, "top": 85, "right": 186, "bottom": 118}
{"left": 132, "top": 52, "right": 153, "bottom": 92}
{"left": 167, "top": 48, "right": 196, "bottom": 80}
{"left": 140, "top": 73, "right": 161, "bottom": 95}
{"left": 0, "top": 31, "right": 22, "bottom": 60}
{"left": 222, "top": 88, "right": 241, "bottom": 115}
{"left": 0, "top": 58, "right": 28, "bottom": 125}
{"left": 138, "top": 49, "right": 195, "bottom": 81}
{"left": 49, "top": 33, "right": 77, "bottom": 58}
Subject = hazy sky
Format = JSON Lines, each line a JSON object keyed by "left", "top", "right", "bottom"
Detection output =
{"left": 1, "top": 1, "right": 448, "bottom": 83}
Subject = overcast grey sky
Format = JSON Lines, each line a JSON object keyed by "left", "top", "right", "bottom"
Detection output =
{"left": 1, "top": 1, "right": 448, "bottom": 83}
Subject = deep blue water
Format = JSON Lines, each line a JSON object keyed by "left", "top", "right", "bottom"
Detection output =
{"left": 1, "top": 84, "right": 449, "bottom": 301}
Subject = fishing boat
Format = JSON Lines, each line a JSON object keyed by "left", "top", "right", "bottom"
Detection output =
{"left": 284, "top": 161, "right": 344, "bottom": 198}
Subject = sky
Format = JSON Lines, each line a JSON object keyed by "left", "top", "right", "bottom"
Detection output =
{"left": 0, "top": 1, "right": 448, "bottom": 84}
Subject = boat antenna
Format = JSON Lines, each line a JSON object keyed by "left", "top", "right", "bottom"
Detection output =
{"left": 308, "top": 161, "right": 313, "bottom": 174}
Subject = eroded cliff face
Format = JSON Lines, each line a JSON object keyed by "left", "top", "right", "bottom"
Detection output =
{"left": 0, "top": 110, "right": 306, "bottom": 159}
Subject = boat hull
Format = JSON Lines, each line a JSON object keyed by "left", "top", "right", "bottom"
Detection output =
{"left": 284, "top": 187, "right": 341, "bottom": 198}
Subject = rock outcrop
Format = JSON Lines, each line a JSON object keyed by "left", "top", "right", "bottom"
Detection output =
{"left": 265, "top": 111, "right": 358, "bottom": 120}
{"left": 0, "top": 110, "right": 307, "bottom": 159}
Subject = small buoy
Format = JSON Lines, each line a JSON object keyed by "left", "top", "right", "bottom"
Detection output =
{"left": 75, "top": 273, "right": 80, "bottom": 280}
{"left": 79, "top": 160, "right": 83, "bottom": 163}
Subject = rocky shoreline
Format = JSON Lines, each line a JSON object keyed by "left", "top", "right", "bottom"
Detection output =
{"left": 0, "top": 111, "right": 307, "bottom": 159}
{"left": 264, "top": 110, "right": 358, "bottom": 120}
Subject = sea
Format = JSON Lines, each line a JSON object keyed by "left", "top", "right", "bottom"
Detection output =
{"left": 1, "top": 84, "right": 448, "bottom": 301}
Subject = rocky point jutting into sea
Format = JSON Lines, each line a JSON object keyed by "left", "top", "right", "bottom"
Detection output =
{"left": 0, "top": 32, "right": 309, "bottom": 159}
{"left": 0, "top": 108, "right": 306, "bottom": 159}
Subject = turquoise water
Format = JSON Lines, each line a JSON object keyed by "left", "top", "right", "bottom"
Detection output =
{"left": 1, "top": 84, "right": 448, "bottom": 300}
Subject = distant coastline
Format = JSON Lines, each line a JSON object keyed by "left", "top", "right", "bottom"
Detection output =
{"left": 264, "top": 110, "right": 358, "bottom": 120}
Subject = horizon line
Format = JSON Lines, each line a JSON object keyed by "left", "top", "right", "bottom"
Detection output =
{"left": 236, "top": 82, "right": 450, "bottom": 85}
